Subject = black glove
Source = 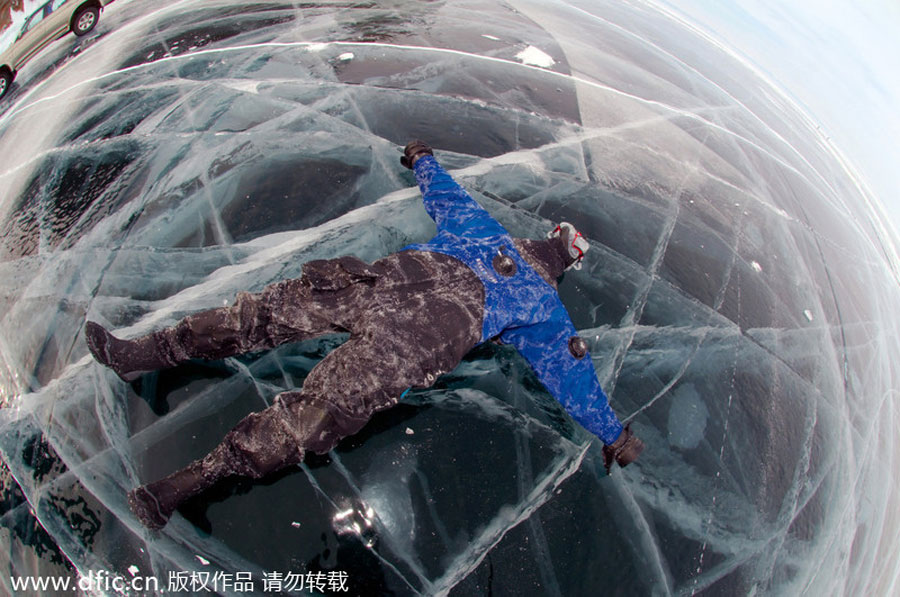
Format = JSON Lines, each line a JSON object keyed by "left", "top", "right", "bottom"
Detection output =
{"left": 602, "top": 425, "right": 644, "bottom": 473}
{"left": 400, "top": 139, "right": 433, "bottom": 169}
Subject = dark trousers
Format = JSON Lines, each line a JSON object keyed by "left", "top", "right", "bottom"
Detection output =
{"left": 130, "top": 250, "right": 484, "bottom": 526}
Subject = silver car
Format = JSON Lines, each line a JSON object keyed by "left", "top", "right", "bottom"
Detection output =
{"left": 0, "top": 0, "right": 116, "bottom": 100}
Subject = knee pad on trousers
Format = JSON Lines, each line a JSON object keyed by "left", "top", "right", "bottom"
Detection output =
{"left": 223, "top": 411, "right": 304, "bottom": 478}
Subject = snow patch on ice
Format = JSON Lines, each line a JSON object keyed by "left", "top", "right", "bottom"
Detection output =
{"left": 515, "top": 46, "right": 555, "bottom": 68}
{"left": 221, "top": 80, "right": 260, "bottom": 94}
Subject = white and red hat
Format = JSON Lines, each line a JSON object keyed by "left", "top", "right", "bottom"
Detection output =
{"left": 547, "top": 222, "right": 589, "bottom": 271}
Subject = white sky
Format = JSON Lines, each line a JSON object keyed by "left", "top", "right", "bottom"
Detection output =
{"left": 657, "top": 0, "right": 900, "bottom": 240}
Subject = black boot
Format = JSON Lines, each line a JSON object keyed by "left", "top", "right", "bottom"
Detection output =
{"left": 85, "top": 322, "right": 178, "bottom": 382}
{"left": 128, "top": 442, "right": 238, "bottom": 530}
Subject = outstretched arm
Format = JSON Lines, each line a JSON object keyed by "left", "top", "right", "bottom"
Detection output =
{"left": 500, "top": 305, "right": 624, "bottom": 445}
{"left": 411, "top": 154, "right": 508, "bottom": 239}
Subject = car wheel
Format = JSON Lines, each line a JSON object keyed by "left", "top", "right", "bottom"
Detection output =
{"left": 72, "top": 6, "right": 99, "bottom": 36}
{"left": 0, "top": 70, "right": 12, "bottom": 100}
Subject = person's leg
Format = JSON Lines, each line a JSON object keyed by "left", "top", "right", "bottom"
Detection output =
{"left": 126, "top": 333, "right": 403, "bottom": 529}
{"left": 87, "top": 277, "right": 359, "bottom": 382}
{"left": 127, "top": 390, "right": 334, "bottom": 529}
{"left": 127, "top": 305, "right": 476, "bottom": 529}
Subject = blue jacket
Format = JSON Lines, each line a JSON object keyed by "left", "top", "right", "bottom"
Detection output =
{"left": 404, "top": 156, "right": 624, "bottom": 445}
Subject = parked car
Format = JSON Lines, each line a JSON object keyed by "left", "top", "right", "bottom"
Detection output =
{"left": 0, "top": 0, "right": 116, "bottom": 100}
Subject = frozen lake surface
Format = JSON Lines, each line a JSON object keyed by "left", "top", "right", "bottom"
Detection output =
{"left": 1, "top": 0, "right": 899, "bottom": 595}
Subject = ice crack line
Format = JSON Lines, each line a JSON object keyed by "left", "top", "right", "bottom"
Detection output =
{"left": 0, "top": 38, "right": 827, "bottom": 189}
{"left": 302, "top": 458, "right": 427, "bottom": 595}
{"left": 555, "top": 0, "right": 847, "bottom": 211}
{"left": 691, "top": 262, "right": 742, "bottom": 595}
{"left": 606, "top": 182, "right": 682, "bottom": 397}
{"left": 624, "top": 194, "right": 744, "bottom": 424}
{"left": 432, "top": 442, "right": 590, "bottom": 596}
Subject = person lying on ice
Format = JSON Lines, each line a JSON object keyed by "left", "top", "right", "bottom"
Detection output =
{"left": 85, "top": 140, "right": 644, "bottom": 530}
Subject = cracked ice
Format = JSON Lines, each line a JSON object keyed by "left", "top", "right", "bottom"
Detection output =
{"left": 0, "top": 0, "right": 898, "bottom": 595}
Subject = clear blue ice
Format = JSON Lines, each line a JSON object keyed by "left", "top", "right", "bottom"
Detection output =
{"left": 1, "top": 0, "right": 899, "bottom": 595}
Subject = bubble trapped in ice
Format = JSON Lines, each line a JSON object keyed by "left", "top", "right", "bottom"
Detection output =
{"left": 0, "top": 0, "right": 898, "bottom": 595}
